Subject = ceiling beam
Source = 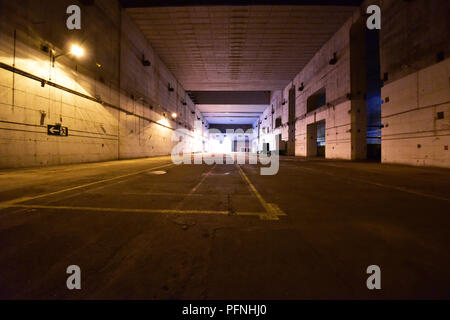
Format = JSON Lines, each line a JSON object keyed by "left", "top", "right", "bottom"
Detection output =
{"left": 120, "top": 0, "right": 363, "bottom": 8}
{"left": 189, "top": 91, "right": 270, "bottom": 105}
{"left": 202, "top": 112, "right": 262, "bottom": 114}
{"left": 204, "top": 115, "right": 260, "bottom": 118}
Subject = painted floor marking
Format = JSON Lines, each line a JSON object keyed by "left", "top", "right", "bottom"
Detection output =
{"left": 174, "top": 164, "right": 216, "bottom": 210}
{"left": 236, "top": 164, "right": 287, "bottom": 220}
{"left": 0, "top": 162, "right": 175, "bottom": 207}
{"left": 0, "top": 203, "right": 266, "bottom": 218}
{"left": 0, "top": 162, "right": 285, "bottom": 220}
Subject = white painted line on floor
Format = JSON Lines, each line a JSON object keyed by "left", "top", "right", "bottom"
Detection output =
{"left": 174, "top": 164, "right": 217, "bottom": 210}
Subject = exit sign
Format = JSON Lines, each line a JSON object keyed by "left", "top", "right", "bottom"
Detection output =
{"left": 47, "top": 124, "right": 69, "bottom": 136}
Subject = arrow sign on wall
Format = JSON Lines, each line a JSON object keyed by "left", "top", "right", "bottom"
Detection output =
{"left": 47, "top": 124, "right": 69, "bottom": 136}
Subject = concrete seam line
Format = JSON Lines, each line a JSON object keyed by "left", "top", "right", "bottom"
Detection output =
{"left": 0, "top": 162, "right": 175, "bottom": 207}
{"left": 236, "top": 164, "right": 286, "bottom": 220}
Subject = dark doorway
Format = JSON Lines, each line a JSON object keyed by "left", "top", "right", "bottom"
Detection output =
{"left": 307, "top": 120, "right": 325, "bottom": 157}
{"left": 366, "top": 29, "right": 382, "bottom": 161}
{"left": 316, "top": 120, "right": 326, "bottom": 157}
{"left": 244, "top": 136, "right": 250, "bottom": 152}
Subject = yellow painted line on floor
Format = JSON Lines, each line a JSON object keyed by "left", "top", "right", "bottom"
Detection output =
{"left": 236, "top": 164, "right": 287, "bottom": 220}
{"left": 0, "top": 162, "right": 175, "bottom": 207}
{"left": 0, "top": 203, "right": 266, "bottom": 218}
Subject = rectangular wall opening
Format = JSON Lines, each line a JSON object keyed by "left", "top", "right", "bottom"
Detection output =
{"left": 307, "top": 120, "right": 326, "bottom": 157}
{"left": 275, "top": 117, "right": 282, "bottom": 128}
{"left": 316, "top": 120, "right": 326, "bottom": 157}
{"left": 307, "top": 88, "right": 326, "bottom": 113}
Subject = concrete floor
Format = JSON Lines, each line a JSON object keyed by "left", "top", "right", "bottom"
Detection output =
{"left": 0, "top": 155, "right": 449, "bottom": 299}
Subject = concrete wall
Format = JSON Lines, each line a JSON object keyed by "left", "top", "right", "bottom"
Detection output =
{"left": 258, "top": 12, "right": 360, "bottom": 160}
{"left": 379, "top": 0, "right": 450, "bottom": 167}
{"left": 118, "top": 11, "right": 202, "bottom": 159}
{"left": 258, "top": 0, "right": 450, "bottom": 168}
{"left": 0, "top": 0, "right": 205, "bottom": 169}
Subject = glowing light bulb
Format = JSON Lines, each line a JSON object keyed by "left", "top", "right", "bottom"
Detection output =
{"left": 70, "top": 44, "right": 84, "bottom": 57}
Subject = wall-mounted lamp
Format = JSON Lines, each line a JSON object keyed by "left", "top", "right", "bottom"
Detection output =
{"left": 329, "top": 52, "right": 337, "bottom": 65}
{"left": 282, "top": 99, "right": 286, "bottom": 105}
{"left": 52, "top": 43, "right": 84, "bottom": 67}
{"left": 171, "top": 112, "right": 177, "bottom": 119}
{"left": 168, "top": 83, "right": 174, "bottom": 92}
{"left": 298, "top": 82, "right": 304, "bottom": 91}
{"left": 70, "top": 44, "right": 84, "bottom": 57}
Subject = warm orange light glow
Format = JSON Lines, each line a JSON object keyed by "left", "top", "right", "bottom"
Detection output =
{"left": 69, "top": 44, "right": 84, "bottom": 57}
{"left": 171, "top": 112, "right": 177, "bottom": 118}
{"left": 157, "top": 118, "right": 171, "bottom": 127}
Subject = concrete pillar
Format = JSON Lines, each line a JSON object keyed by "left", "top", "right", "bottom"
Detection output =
{"left": 350, "top": 18, "right": 368, "bottom": 160}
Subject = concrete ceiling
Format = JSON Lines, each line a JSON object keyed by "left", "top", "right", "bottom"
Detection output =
{"left": 189, "top": 91, "right": 269, "bottom": 124}
{"left": 198, "top": 105, "right": 267, "bottom": 124}
{"left": 126, "top": 5, "right": 356, "bottom": 91}
{"left": 125, "top": 4, "right": 357, "bottom": 125}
